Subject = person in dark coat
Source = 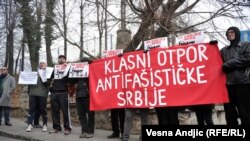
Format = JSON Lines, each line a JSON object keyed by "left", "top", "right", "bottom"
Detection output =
{"left": 76, "top": 58, "right": 95, "bottom": 138}
{"left": 49, "top": 55, "right": 72, "bottom": 135}
{"left": 220, "top": 26, "right": 250, "bottom": 125}
{"left": 0, "top": 67, "right": 16, "bottom": 126}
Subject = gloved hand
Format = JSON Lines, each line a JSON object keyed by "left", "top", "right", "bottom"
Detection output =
{"left": 209, "top": 40, "right": 218, "bottom": 45}
{"left": 88, "top": 60, "right": 92, "bottom": 64}
{"left": 118, "top": 53, "right": 123, "bottom": 57}
{"left": 144, "top": 49, "right": 150, "bottom": 53}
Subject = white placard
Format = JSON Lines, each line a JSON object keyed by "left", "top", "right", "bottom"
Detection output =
{"left": 54, "top": 64, "right": 70, "bottom": 79}
{"left": 103, "top": 49, "right": 123, "bottom": 58}
{"left": 18, "top": 72, "right": 38, "bottom": 85}
{"left": 176, "top": 31, "right": 205, "bottom": 45}
{"left": 46, "top": 67, "right": 54, "bottom": 79}
{"left": 38, "top": 69, "right": 47, "bottom": 82}
{"left": 144, "top": 37, "right": 168, "bottom": 50}
{"left": 69, "top": 62, "right": 89, "bottom": 78}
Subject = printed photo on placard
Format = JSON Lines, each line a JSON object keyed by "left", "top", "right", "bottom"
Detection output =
{"left": 144, "top": 37, "right": 168, "bottom": 50}
{"left": 69, "top": 62, "right": 89, "bottom": 78}
{"left": 103, "top": 49, "right": 123, "bottom": 58}
{"left": 54, "top": 64, "right": 70, "bottom": 79}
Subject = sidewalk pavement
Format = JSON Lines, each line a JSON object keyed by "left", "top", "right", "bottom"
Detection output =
{"left": 0, "top": 118, "right": 139, "bottom": 141}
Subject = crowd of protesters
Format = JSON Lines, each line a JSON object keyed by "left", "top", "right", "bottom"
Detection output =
{"left": 0, "top": 26, "right": 250, "bottom": 141}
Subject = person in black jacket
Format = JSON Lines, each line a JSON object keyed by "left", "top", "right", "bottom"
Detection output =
{"left": 220, "top": 26, "right": 250, "bottom": 125}
{"left": 76, "top": 58, "right": 95, "bottom": 138}
{"left": 49, "top": 55, "right": 72, "bottom": 135}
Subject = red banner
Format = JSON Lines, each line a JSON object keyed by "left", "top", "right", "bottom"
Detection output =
{"left": 89, "top": 43, "right": 229, "bottom": 110}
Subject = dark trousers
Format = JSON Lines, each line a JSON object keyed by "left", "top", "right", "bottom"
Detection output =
{"left": 50, "top": 92, "right": 71, "bottom": 131}
{"left": 110, "top": 108, "right": 125, "bottom": 135}
{"left": 27, "top": 96, "right": 48, "bottom": 126}
{"left": 155, "top": 107, "right": 179, "bottom": 125}
{"left": 76, "top": 97, "right": 95, "bottom": 134}
{"left": 224, "top": 84, "right": 250, "bottom": 125}
{"left": 34, "top": 106, "right": 41, "bottom": 125}
{"left": 192, "top": 105, "right": 214, "bottom": 125}
{"left": 0, "top": 106, "right": 10, "bottom": 123}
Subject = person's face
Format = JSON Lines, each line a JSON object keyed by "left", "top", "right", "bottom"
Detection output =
{"left": 58, "top": 57, "right": 66, "bottom": 64}
{"left": 39, "top": 62, "right": 47, "bottom": 69}
{"left": 0, "top": 67, "right": 8, "bottom": 75}
{"left": 227, "top": 30, "right": 236, "bottom": 41}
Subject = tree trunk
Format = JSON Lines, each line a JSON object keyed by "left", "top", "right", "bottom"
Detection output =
{"left": 45, "top": 0, "right": 55, "bottom": 66}
{"left": 79, "top": 0, "right": 84, "bottom": 59}
{"left": 8, "top": 29, "right": 14, "bottom": 74}
{"left": 62, "top": 0, "right": 67, "bottom": 57}
{"left": 15, "top": 46, "right": 22, "bottom": 74}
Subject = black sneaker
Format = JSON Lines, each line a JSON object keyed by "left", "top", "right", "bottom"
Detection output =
{"left": 5, "top": 122, "right": 12, "bottom": 126}
{"left": 107, "top": 133, "right": 119, "bottom": 138}
{"left": 33, "top": 124, "right": 42, "bottom": 128}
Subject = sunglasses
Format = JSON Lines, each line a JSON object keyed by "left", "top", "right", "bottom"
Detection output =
{"left": 0, "top": 69, "right": 6, "bottom": 70}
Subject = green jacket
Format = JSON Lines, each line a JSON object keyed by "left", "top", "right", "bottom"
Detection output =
{"left": 28, "top": 76, "right": 49, "bottom": 97}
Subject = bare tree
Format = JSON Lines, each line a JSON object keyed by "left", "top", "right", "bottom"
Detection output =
{"left": 124, "top": 0, "right": 250, "bottom": 52}
{"left": 17, "top": 0, "right": 43, "bottom": 71}
{"left": 95, "top": 0, "right": 104, "bottom": 57}
{"left": 3, "top": 0, "right": 19, "bottom": 74}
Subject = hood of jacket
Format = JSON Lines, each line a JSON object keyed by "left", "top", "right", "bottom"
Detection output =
{"left": 226, "top": 26, "right": 241, "bottom": 47}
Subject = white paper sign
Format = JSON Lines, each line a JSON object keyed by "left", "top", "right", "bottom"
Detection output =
{"left": 176, "top": 31, "right": 205, "bottom": 45}
{"left": 54, "top": 64, "right": 70, "bottom": 79}
{"left": 69, "top": 62, "right": 89, "bottom": 78}
{"left": 144, "top": 37, "right": 168, "bottom": 50}
{"left": 103, "top": 49, "right": 123, "bottom": 58}
{"left": 38, "top": 69, "right": 47, "bottom": 82}
{"left": 46, "top": 67, "right": 54, "bottom": 79}
{"left": 18, "top": 72, "right": 38, "bottom": 85}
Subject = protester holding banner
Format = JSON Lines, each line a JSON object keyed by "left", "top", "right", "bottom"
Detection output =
{"left": 220, "top": 26, "right": 250, "bottom": 125}
{"left": 26, "top": 62, "right": 49, "bottom": 132}
{"left": 49, "top": 55, "right": 72, "bottom": 135}
{"left": 122, "top": 108, "right": 149, "bottom": 141}
{"left": 0, "top": 66, "right": 16, "bottom": 126}
{"left": 107, "top": 108, "right": 125, "bottom": 139}
{"left": 73, "top": 58, "right": 95, "bottom": 138}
